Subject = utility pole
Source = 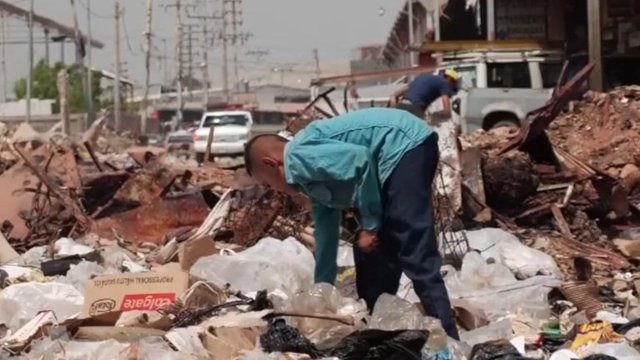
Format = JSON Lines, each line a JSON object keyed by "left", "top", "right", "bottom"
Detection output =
{"left": 44, "top": 29, "right": 50, "bottom": 65}
{"left": 71, "top": 0, "right": 90, "bottom": 130}
{"left": 165, "top": 0, "right": 184, "bottom": 125}
{"left": 407, "top": 0, "right": 415, "bottom": 67}
{"left": 161, "top": 38, "right": 169, "bottom": 85}
{"left": 201, "top": 25, "right": 209, "bottom": 112}
{"left": 221, "top": 0, "right": 229, "bottom": 101}
{"left": 86, "top": 0, "right": 94, "bottom": 125}
{"left": 225, "top": 0, "right": 251, "bottom": 91}
{"left": 587, "top": 0, "right": 603, "bottom": 91}
{"left": 230, "top": 0, "right": 239, "bottom": 85}
{"left": 1, "top": 11, "right": 6, "bottom": 102}
{"left": 141, "top": 0, "right": 153, "bottom": 134}
{"left": 27, "top": 0, "right": 34, "bottom": 123}
{"left": 186, "top": 9, "right": 215, "bottom": 111}
{"left": 114, "top": 1, "right": 122, "bottom": 132}
{"left": 313, "top": 48, "right": 321, "bottom": 79}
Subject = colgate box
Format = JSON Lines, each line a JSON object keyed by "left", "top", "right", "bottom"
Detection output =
{"left": 81, "top": 269, "right": 190, "bottom": 317}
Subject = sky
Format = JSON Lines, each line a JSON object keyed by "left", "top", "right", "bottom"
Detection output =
{"left": 0, "top": 0, "right": 403, "bottom": 99}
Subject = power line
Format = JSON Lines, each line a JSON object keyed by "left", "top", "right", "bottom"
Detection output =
{"left": 76, "top": 0, "right": 112, "bottom": 20}
{"left": 120, "top": 7, "right": 140, "bottom": 55}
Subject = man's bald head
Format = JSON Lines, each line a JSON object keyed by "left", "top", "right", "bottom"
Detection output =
{"left": 244, "top": 134, "right": 295, "bottom": 194}
{"left": 244, "top": 134, "right": 288, "bottom": 175}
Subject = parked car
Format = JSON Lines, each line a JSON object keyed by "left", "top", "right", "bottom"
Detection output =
{"left": 430, "top": 50, "right": 564, "bottom": 133}
{"left": 192, "top": 110, "right": 253, "bottom": 163}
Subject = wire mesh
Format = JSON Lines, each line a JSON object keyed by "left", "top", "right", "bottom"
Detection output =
{"left": 433, "top": 165, "right": 469, "bottom": 269}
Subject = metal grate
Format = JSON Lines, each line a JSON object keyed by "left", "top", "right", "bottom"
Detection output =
{"left": 432, "top": 165, "right": 469, "bottom": 269}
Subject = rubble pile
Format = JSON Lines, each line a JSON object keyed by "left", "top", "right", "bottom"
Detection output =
{"left": 2, "top": 85, "right": 640, "bottom": 360}
{"left": 549, "top": 87, "right": 640, "bottom": 172}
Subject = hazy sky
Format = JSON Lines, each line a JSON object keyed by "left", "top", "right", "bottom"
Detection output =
{"left": 0, "top": 0, "right": 402, "bottom": 98}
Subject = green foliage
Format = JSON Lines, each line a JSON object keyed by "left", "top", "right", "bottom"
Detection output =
{"left": 13, "top": 59, "right": 103, "bottom": 113}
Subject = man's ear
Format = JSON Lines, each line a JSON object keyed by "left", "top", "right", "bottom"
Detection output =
{"left": 261, "top": 157, "right": 278, "bottom": 168}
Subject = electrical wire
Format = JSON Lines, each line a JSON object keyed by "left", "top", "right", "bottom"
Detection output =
{"left": 120, "top": 7, "right": 141, "bottom": 56}
{"left": 76, "top": 0, "right": 113, "bottom": 20}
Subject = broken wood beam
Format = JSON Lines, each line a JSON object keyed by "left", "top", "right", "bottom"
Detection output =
{"left": 205, "top": 126, "right": 215, "bottom": 164}
{"left": 551, "top": 204, "right": 574, "bottom": 240}
{"left": 12, "top": 145, "right": 91, "bottom": 228}
{"left": 83, "top": 141, "right": 103, "bottom": 172}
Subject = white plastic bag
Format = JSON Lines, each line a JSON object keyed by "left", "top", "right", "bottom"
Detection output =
{"left": 26, "top": 338, "right": 128, "bottom": 360}
{"left": 583, "top": 342, "right": 640, "bottom": 360}
{"left": 61, "top": 261, "right": 107, "bottom": 292}
{"left": 0, "top": 282, "right": 83, "bottom": 329}
{"left": 280, "top": 283, "right": 367, "bottom": 347}
{"left": 54, "top": 237, "right": 94, "bottom": 257}
{"left": 447, "top": 228, "right": 561, "bottom": 279}
{"left": 459, "top": 318, "right": 513, "bottom": 346}
{"left": 444, "top": 252, "right": 561, "bottom": 321}
{"left": 191, "top": 237, "right": 314, "bottom": 295}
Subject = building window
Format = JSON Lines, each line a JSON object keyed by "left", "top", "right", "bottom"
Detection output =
{"left": 487, "top": 62, "right": 531, "bottom": 88}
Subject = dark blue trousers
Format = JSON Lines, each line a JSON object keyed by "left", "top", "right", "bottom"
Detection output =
{"left": 354, "top": 133, "right": 460, "bottom": 340}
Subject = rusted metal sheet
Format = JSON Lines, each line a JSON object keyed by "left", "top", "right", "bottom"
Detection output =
{"left": 0, "top": 145, "right": 84, "bottom": 241}
{"left": 51, "top": 147, "right": 82, "bottom": 190}
{"left": 460, "top": 146, "right": 491, "bottom": 222}
{"left": 113, "top": 158, "right": 176, "bottom": 206}
{"left": 499, "top": 63, "right": 595, "bottom": 155}
{"left": 90, "top": 192, "right": 210, "bottom": 245}
{"left": 551, "top": 236, "right": 632, "bottom": 270}
{"left": 227, "top": 189, "right": 283, "bottom": 247}
{"left": 560, "top": 281, "right": 603, "bottom": 319}
{"left": 126, "top": 146, "right": 168, "bottom": 167}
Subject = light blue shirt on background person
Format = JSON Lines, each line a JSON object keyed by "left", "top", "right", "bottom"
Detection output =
{"left": 282, "top": 108, "right": 435, "bottom": 283}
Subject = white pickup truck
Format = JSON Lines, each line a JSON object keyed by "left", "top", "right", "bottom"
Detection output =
{"left": 431, "top": 50, "right": 564, "bottom": 133}
{"left": 192, "top": 110, "right": 253, "bottom": 163}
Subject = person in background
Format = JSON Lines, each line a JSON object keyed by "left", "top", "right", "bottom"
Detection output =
{"left": 242, "top": 108, "right": 460, "bottom": 340}
{"left": 390, "top": 69, "right": 461, "bottom": 118}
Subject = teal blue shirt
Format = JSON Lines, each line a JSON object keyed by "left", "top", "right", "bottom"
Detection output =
{"left": 283, "top": 108, "right": 434, "bottom": 284}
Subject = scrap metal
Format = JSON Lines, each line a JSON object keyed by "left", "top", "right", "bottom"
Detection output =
{"left": 499, "top": 62, "right": 595, "bottom": 155}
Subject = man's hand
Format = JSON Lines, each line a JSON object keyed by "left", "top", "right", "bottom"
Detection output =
{"left": 358, "top": 230, "right": 379, "bottom": 252}
{"left": 389, "top": 95, "right": 398, "bottom": 107}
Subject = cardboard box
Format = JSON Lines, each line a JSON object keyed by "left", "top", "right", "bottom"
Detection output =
{"left": 82, "top": 271, "right": 189, "bottom": 317}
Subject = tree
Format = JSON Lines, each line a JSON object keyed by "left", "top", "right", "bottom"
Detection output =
{"left": 14, "top": 59, "right": 103, "bottom": 113}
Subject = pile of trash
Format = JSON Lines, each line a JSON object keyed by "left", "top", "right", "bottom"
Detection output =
{"left": 2, "top": 79, "right": 640, "bottom": 359}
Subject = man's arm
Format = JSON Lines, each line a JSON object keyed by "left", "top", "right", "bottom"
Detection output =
{"left": 288, "top": 139, "right": 384, "bottom": 232}
{"left": 311, "top": 202, "right": 341, "bottom": 284}
{"left": 441, "top": 95, "right": 452, "bottom": 112}
{"left": 389, "top": 84, "right": 409, "bottom": 106}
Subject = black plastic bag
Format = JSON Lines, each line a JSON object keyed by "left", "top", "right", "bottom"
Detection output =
{"left": 470, "top": 340, "right": 532, "bottom": 360}
{"left": 260, "top": 319, "right": 428, "bottom": 360}
{"left": 582, "top": 355, "right": 617, "bottom": 360}
{"left": 325, "top": 329, "right": 428, "bottom": 360}
{"left": 260, "top": 319, "right": 322, "bottom": 358}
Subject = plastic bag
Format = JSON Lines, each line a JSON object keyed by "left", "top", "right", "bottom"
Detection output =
{"left": 25, "top": 338, "right": 128, "bottom": 360}
{"left": 325, "top": 329, "right": 428, "bottom": 360}
{"left": 191, "top": 237, "right": 314, "bottom": 295}
{"left": 260, "top": 319, "right": 322, "bottom": 357}
{"left": 444, "top": 252, "right": 561, "bottom": 321}
{"left": 54, "top": 237, "right": 94, "bottom": 257}
{"left": 370, "top": 294, "right": 448, "bottom": 353}
{"left": 281, "top": 283, "right": 367, "bottom": 347}
{"left": 449, "top": 228, "right": 561, "bottom": 279}
{"left": 469, "top": 339, "right": 530, "bottom": 360}
{"left": 460, "top": 319, "right": 513, "bottom": 347}
{"left": 582, "top": 342, "right": 640, "bottom": 360}
{"left": 0, "top": 282, "right": 83, "bottom": 329}
{"left": 60, "top": 261, "right": 107, "bottom": 292}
